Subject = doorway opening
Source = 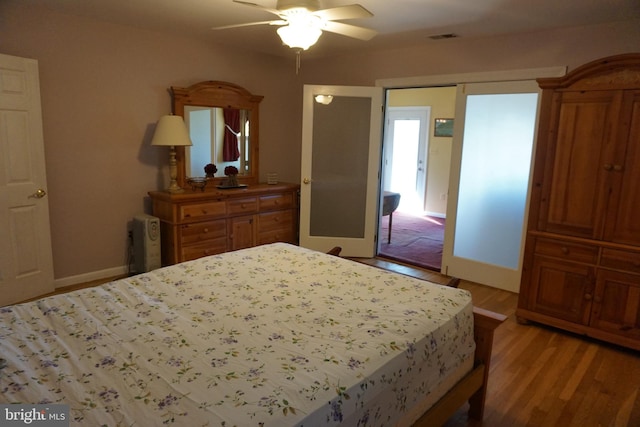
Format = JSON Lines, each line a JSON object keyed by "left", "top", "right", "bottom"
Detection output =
{"left": 378, "top": 88, "right": 455, "bottom": 271}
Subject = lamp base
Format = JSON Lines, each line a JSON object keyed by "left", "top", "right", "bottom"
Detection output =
{"left": 166, "top": 180, "right": 184, "bottom": 194}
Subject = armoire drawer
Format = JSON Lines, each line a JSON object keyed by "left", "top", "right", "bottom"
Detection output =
{"left": 179, "top": 201, "right": 226, "bottom": 221}
{"left": 180, "top": 219, "right": 226, "bottom": 245}
{"left": 534, "top": 238, "right": 598, "bottom": 264}
{"left": 600, "top": 248, "right": 640, "bottom": 274}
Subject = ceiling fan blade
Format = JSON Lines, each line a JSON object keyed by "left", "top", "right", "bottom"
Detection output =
{"left": 314, "top": 4, "right": 373, "bottom": 21}
{"left": 232, "top": 0, "right": 282, "bottom": 16}
{"left": 212, "top": 20, "right": 286, "bottom": 30}
{"left": 322, "top": 21, "right": 377, "bottom": 41}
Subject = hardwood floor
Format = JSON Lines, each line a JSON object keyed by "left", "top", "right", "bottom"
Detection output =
{"left": 29, "top": 257, "right": 640, "bottom": 426}
{"left": 357, "top": 257, "right": 640, "bottom": 427}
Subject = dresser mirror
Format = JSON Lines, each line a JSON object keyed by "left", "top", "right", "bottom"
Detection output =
{"left": 171, "top": 81, "right": 263, "bottom": 188}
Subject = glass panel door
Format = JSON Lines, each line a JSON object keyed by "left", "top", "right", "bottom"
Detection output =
{"left": 442, "top": 81, "right": 540, "bottom": 292}
{"left": 299, "top": 85, "right": 383, "bottom": 256}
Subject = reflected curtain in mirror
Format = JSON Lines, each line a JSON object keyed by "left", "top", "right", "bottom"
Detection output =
{"left": 223, "top": 108, "right": 241, "bottom": 161}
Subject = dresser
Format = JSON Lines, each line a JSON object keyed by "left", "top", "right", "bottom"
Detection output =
{"left": 149, "top": 183, "right": 299, "bottom": 265}
{"left": 516, "top": 54, "right": 640, "bottom": 350}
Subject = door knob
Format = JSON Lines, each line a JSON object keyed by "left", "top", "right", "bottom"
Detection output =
{"left": 31, "top": 189, "right": 47, "bottom": 198}
{"left": 303, "top": 178, "right": 311, "bottom": 184}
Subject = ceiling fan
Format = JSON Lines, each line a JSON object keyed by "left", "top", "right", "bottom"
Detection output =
{"left": 213, "top": 0, "right": 377, "bottom": 51}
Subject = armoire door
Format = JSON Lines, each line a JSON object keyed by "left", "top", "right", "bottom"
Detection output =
{"left": 603, "top": 89, "right": 640, "bottom": 246}
{"left": 539, "top": 90, "right": 622, "bottom": 239}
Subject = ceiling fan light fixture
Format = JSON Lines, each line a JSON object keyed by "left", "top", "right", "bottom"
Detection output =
{"left": 277, "top": 22, "right": 322, "bottom": 50}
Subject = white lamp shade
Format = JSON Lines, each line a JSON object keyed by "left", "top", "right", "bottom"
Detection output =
{"left": 277, "top": 24, "right": 322, "bottom": 50}
{"left": 151, "top": 115, "right": 193, "bottom": 147}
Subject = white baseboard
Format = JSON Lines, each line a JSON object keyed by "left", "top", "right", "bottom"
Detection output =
{"left": 54, "top": 265, "right": 129, "bottom": 289}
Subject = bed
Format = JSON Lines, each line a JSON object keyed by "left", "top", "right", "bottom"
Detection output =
{"left": 0, "top": 243, "right": 505, "bottom": 426}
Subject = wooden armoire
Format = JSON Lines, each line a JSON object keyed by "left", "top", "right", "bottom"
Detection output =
{"left": 517, "top": 53, "right": 640, "bottom": 351}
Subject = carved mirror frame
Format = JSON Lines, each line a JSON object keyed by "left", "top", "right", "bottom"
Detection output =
{"left": 171, "top": 81, "right": 263, "bottom": 188}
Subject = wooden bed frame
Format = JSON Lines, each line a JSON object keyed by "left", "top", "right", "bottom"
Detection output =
{"left": 327, "top": 247, "right": 507, "bottom": 426}
{"left": 411, "top": 307, "right": 507, "bottom": 426}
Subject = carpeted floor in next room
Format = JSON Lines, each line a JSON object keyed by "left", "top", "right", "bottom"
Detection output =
{"left": 378, "top": 211, "right": 445, "bottom": 271}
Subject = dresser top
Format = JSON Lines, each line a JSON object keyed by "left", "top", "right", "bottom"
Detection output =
{"left": 148, "top": 182, "right": 299, "bottom": 203}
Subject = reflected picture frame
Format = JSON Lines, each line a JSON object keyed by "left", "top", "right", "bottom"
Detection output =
{"left": 434, "top": 118, "right": 454, "bottom": 137}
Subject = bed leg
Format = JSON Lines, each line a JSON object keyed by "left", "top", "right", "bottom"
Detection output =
{"left": 470, "top": 307, "right": 507, "bottom": 420}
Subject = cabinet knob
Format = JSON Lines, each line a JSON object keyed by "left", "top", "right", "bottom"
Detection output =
{"left": 593, "top": 296, "right": 602, "bottom": 303}
{"left": 561, "top": 247, "right": 569, "bottom": 255}
{"left": 603, "top": 164, "right": 613, "bottom": 171}
{"left": 203, "top": 228, "right": 209, "bottom": 233}
{"left": 613, "top": 164, "right": 623, "bottom": 171}
{"left": 584, "top": 293, "right": 592, "bottom": 301}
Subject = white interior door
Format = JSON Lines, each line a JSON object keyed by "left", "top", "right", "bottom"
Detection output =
{"left": 299, "top": 85, "right": 383, "bottom": 257}
{"left": 0, "top": 53, "right": 54, "bottom": 306}
{"left": 442, "top": 81, "right": 541, "bottom": 293}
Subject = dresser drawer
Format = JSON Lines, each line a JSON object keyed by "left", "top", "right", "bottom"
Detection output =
{"left": 601, "top": 248, "right": 640, "bottom": 274}
{"left": 179, "top": 201, "right": 226, "bottom": 222}
{"left": 259, "top": 193, "right": 293, "bottom": 211}
{"left": 227, "top": 197, "right": 258, "bottom": 215}
{"left": 258, "top": 210, "right": 294, "bottom": 233}
{"left": 534, "top": 238, "right": 598, "bottom": 264}
{"left": 181, "top": 238, "right": 228, "bottom": 261}
{"left": 180, "top": 219, "right": 226, "bottom": 245}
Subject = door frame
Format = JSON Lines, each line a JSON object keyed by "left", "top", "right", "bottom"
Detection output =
{"left": 375, "top": 67, "right": 566, "bottom": 290}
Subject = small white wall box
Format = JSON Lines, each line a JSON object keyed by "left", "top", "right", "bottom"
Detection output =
{"left": 132, "top": 214, "right": 161, "bottom": 273}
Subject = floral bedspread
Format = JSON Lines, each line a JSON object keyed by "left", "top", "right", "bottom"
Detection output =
{"left": 0, "top": 243, "right": 474, "bottom": 426}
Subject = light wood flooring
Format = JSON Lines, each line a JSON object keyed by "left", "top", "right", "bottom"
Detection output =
{"left": 357, "top": 257, "right": 640, "bottom": 427}
{"left": 33, "top": 257, "right": 640, "bottom": 426}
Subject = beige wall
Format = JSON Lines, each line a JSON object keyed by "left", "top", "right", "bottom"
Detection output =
{"left": 1, "top": 0, "right": 638, "bottom": 286}
{"left": 0, "top": 1, "right": 301, "bottom": 283}
{"left": 387, "top": 87, "right": 457, "bottom": 216}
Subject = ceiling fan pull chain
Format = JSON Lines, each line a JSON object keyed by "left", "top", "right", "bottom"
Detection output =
{"left": 296, "top": 49, "right": 301, "bottom": 74}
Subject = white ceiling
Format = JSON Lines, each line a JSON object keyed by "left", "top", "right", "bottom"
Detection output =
{"left": 29, "top": 0, "right": 640, "bottom": 59}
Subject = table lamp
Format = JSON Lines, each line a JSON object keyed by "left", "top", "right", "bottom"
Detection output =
{"left": 151, "top": 115, "right": 192, "bottom": 193}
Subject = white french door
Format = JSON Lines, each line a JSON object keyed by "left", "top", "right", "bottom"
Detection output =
{"left": 0, "top": 53, "right": 54, "bottom": 306}
{"left": 441, "top": 81, "right": 541, "bottom": 292}
{"left": 299, "top": 85, "right": 383, "bottom": 257}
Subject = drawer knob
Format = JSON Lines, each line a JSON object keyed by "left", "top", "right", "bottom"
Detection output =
{"left": 561, "top": 247, "right": 569, "bottom": 255}
{"left": 603, "top": 164, "right": 613, "bottom": 171}
{"left": 584, "top": 293, "right": 592, "bottom": 301}
{"left": 203, "top": 228, "right": 209, "bottom": 233}
{"left": 613, "top": 164, "right": 623, "bottom": 171}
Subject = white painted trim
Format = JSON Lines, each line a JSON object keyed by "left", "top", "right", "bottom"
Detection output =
{"left": 54, "top": 265, "right": 129, "bottom": 289}
{"left": 375, "top": 66, "right": 567, "bottom": 88}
